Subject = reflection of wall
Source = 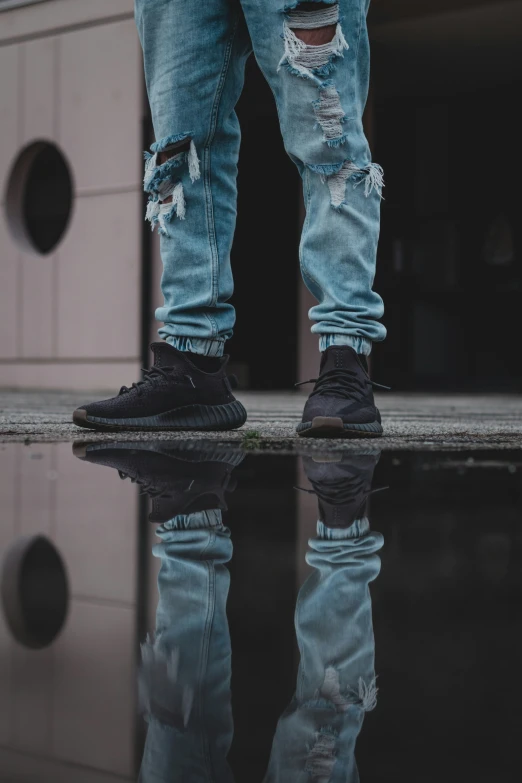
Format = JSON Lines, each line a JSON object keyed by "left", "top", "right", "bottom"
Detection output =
{"left": 0, "top": 442, "right": 139, "bottom": 779}
{"left": 0, "top": 0, "right": 142, "bottom": 390}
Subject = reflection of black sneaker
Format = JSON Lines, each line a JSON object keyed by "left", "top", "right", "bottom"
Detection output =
{"left": 297, "top": 347, "right": 387, "bottom": 438}
{"left": 73, "top": 441, "right": 244, "bottom": 523}
{"left": 72, "top": 342, "right": 247, "bottom": 433}
{"left": 300, "top": 452, "right": 382, "bottom": 528}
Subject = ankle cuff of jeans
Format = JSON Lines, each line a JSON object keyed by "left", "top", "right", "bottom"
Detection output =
{"left": 162, "top": 509, "right": 223, "bottom": 531}
{"left": 319, "top": 335, "right": 372, "bottom": 356}
{"left": 316, "top": 517, "right": 370, "bottom": 540}
{"left": 164, "top": 336, "right": 225, "bottom": 357}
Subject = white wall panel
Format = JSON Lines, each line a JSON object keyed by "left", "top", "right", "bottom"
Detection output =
{"left": 0, "top": 45, "right": 19, "bottom": 197}
{"left": 56, "top": 190, "right": 141, "bottom": 359}
{"left": 59, "top": 20, "right": 141, "bottom": 193}
{"left": 0, "top": 211, "right": 19, "bottom": 359}
{"left": 0, "top": 6, "right": 144, "bottom": 388}
{"left": 0, "top": 360, "right": 141, "bottom": 390}
{"left": 20, "top": 249, "right": 56, "bottom": 357}
{"left": 0, "top": 0, "right": 134, "bottom": 45}
{"left": 21, "top": 36, "right": 57, "bottom": 144}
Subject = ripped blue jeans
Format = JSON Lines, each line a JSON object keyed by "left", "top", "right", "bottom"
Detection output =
{"left": 135, "top": 0, "right": 386, "bottom": 357}
{"left": 138, "top": 511, "right": 383, "bottom": 782}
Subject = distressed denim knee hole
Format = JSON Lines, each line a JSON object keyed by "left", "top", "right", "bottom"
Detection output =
{"left": 278, "top": 2, "right": 348, "bottom": 80}
{"left": 278, "top": 1, "right": 351, "bottom": 151}
{"left": 143, "top": 132, "right": 201, "bottom": 233}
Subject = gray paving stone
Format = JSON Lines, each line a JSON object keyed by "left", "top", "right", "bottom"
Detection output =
{"left": 0, "top": 390, "right": 521, "bottom": 451}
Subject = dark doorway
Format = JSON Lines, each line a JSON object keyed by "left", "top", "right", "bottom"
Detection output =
{"left": 370, "top": 3, "right": 522, "bottom": 391}
{"left": 230, "top": 57, "right": 301, "bottom": 390}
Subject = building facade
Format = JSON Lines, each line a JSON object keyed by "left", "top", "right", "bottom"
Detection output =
{"left": 0, "top": 0, "right": 143, "bottom": 390}
{"left": 1, "top": 0, "right": 521, "bottom": 392}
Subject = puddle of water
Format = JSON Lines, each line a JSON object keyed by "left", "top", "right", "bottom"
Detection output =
{"left": 0, "top": 441, "right": 521, "bottom": 781}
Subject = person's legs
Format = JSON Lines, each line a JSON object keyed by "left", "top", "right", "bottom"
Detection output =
{"left": 240, "top": 0, "right": 385, "bottom": 353}
{"left": 72, "top": 2, "right": 251, "bottom": 432}
{"left": 240, "top": 0, "right": 387, "bottom": 438}
{"left": 136, "top": 0, "right": 252, "bottom": 357}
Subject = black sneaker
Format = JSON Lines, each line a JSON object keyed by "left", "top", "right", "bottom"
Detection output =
{"left": 300, "top": 452, "right": 382, "bottom": 528}
{"left": 72, "top": 342, "right": 247, "bottom": 432}
{"left": 73, "top": 441, "right": 244, "bottom": 523}
{"left": 296, "top": 346, "right": 387, "bottom": 438}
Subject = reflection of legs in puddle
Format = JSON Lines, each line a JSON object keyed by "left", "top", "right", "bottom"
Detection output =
{"left": 139, "top": 511, "right": 234, "bottom": 783}
{"left": 264, "top": 460, "right": 383, "bottom": 783}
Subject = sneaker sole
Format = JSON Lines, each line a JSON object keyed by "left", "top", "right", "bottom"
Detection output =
{"left": 72, "top": 400, "right": 247, "bottom": 432}
{"left": 296, "top": 417, "right": 383, "bottom": 439}
{"left": 72, "top": 440, "right": 245, "bottom": 467}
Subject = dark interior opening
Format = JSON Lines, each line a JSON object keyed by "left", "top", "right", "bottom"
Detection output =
{"left": 23, "top": 143, "right": 73, "bottom": 255}
{"left": 370, "top": 5, "right": 522, "bottom": 391}
{"left": 230, "top": 57, "right": 301, "bottom": 390}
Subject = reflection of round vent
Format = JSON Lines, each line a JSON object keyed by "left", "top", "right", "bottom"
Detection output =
{"left": 5, "top": 141, "right": 74, "bottom": 255}
{"left": 1, "top": 536, "right": 69, "bottom": 649}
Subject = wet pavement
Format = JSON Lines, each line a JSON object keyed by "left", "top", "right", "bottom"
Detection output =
{"left": 1, "top": 441, "right": 522, "bottom": 781}
{"left": 2, "top": 390, "right": 522, "bottom": 450}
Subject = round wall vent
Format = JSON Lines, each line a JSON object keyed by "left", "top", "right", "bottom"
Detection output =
{"left": 5, "top": 141, "right": 73, "bottom": 255}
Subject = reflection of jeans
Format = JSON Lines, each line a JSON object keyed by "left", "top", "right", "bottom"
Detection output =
{"left": 139, "top": 513, "right": 382, "bottom": 783}
{"left": 139, "top": 510, "right": 234, "bottom": 783}
{"left": 264, "top": 519, "right": 383, "bottom": 783}
{"left": 135, "top": 0, "right": 386, "bottom": 357}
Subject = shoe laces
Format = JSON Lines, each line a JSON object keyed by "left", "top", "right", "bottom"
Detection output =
{"left": 119, "top": 366, "right": 195, "bottom": 396}
{"left": 117, "top": 468, "right": 235, "bottom": 499}
{"left": 295, "top": 368, "right": 390, "bottom": 400}
{"left": 296, "top": 475, "right": 388, "bottom": 508}
{"left": 118, "top": 470, "right": 166, "bottom": 497}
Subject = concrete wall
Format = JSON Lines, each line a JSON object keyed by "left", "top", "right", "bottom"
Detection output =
{"left": 0, "top": 0, "right": 143, "bottom": 390}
